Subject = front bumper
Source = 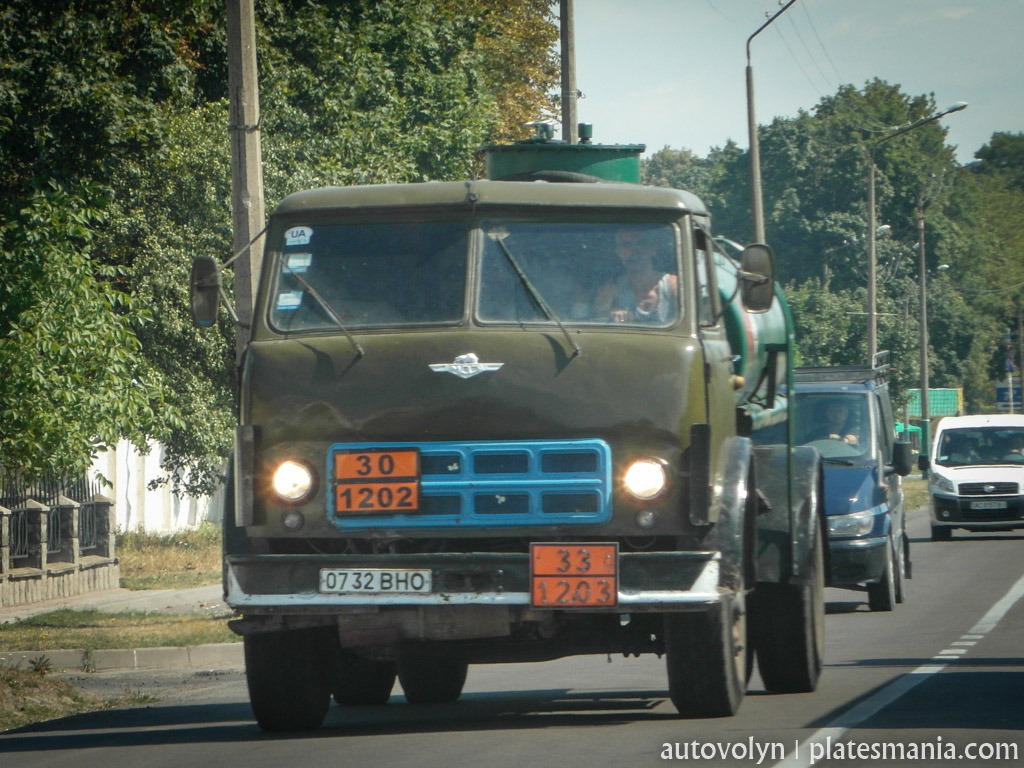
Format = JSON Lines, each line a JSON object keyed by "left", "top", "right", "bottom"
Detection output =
{"left": 225, "top": 550, "right": 723, "bottom": 613}
{"left": 931, "top": 493, "right": 1024, "bottom": 529}
{"left": 828, "top": 535, "right": 888, "bottom": 586}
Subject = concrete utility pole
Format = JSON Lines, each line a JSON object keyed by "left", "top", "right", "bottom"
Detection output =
{"left": 746, "top": 0, "right": 797, "bottom": 244}
{"left": 560, "top": 0, "right": 578, "bottom": 144}
{"left": 227, "top": 0, "right": 265, "bottom": 357}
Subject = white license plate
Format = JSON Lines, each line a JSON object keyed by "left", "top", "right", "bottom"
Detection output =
{"left": 319, "top": 568, "right": 432, "bottom": 594}
{"left": 970, "top": 500, "right": 1008, "bottom": 510}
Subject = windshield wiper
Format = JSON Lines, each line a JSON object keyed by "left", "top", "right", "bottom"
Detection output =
{"left": 283, "top": 265, "right": 364, "bottom": 358}
{"left": 489, "top": 231, "right": 581, "bottom": 358}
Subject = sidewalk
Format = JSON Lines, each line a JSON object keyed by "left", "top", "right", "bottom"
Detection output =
{"left": 0, "top": 584, "right": 244, "bottom": 672}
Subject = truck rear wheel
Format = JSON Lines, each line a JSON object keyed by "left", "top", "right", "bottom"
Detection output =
{"left": 244, "top": 628, "right": 332, "bottom": 730}
{"left": 397, "top": 657, "right": 468, "bottom": 704}
{"left": 664, "top": 588, "right": 747, "bottom": 718}
{"left": 753, "top": 523, "right": 825, "bottom": 694}
{"left": 332, "top": 652, "right": 397, "bottom": 706}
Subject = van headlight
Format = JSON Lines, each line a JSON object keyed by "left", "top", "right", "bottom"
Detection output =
{"left": 930, "top": 473, "right": 955, "bottom": 493}
{"left": 623, "top": 459, "right": 669, "bottom": 500}
{"left": 272, "top": 460, "right": 316, "bottom": 504}
{"left": 827, "top": 510, "right": 875, "bottom": 538}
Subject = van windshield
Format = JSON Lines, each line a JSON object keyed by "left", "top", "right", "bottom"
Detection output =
{"left": 934, "top": 426, "right": 1024, "bottom": 466}
{"left": 794, "top": 393, "right": 870, "bottom": 461}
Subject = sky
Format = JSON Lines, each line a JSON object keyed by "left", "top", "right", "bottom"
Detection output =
{"left": 567, "top": 0, "right": 1024, "bottom": 164}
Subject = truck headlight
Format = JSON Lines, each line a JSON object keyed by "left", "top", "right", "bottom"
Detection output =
{"left": 272, "top": 460, "right": 316, "bottom": 504}
{"left": 930, "top": 473, "right": 955, "bottom": 494}
{"left": 623, "top": 459, "right": 669, "bottom": 500}
{"left": 827, "top": 510, "right": 875, "bottom": 538}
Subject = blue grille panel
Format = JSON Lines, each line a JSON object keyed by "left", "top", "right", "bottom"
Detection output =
{"left": 327, "top": 439, "right": 612, "bottom": 530}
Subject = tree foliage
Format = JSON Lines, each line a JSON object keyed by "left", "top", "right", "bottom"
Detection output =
{"left": 646, "top": 80, "right": 1024, "bottom": 414}
{"left": 0, "top": 0, "right": 558, "bottom": 491}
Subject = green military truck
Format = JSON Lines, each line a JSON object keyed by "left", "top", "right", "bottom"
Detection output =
{"left": 191, "top": 129, "right": 824, "bottom": 730}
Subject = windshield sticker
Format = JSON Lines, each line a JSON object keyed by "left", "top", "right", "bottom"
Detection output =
{"left": 276, "top": 291, "right": 303, "bottom": 311}
{"left": 285, "top": 226, "right": 313, "bottom": 246}
{"left": 286, "top": 252, "right": 312, "bottom": 273}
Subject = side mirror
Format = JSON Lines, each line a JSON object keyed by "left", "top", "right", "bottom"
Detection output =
{"left": 738, "top": 243, "right": 776, "bottom": 312}
{"left": 917, "top": 453, "right": 930, "bottom": 472}
{"left": 892, "top": 441, "right": 915, "bottom": 477}
{"left": 190, "top": 255, "right": 221, "bottom": 327}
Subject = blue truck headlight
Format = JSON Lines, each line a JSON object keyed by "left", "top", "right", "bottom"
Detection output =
{"left": 827, "top": 509, "right": 875, "bottom": 538}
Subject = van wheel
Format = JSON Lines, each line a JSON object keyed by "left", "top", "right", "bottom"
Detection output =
{"left": 397, "top": 657, "right": 468, "bottom": 704}
{"left": 245, "top": 628, "right": 332, "bottom": 731}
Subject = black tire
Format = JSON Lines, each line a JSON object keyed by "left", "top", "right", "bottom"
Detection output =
{"left": 397, "top": 657, "right": 468, "bottom": 704}
{"left": 665, "top": 589, "right": 747, "bottom": 718}
{"left": 931, "top": 525, "right": 953, "bottom": 541}
{"left": 895, "top": 533, "right": 908, "bottom": 604}
{"left": 244, "top": 628, "right": 332, "bottom": 731}
{"left": 332, "top": 652, "right": 397, "bottom": 706}
{"left": 753, "top": 523, "right": 825, "bottom": 694}
{"left": 867, "top": 534, "right": 897, "bottom": 612}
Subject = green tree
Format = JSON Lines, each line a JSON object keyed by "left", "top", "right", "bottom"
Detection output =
{"left": 0, "top": 0, "right": 559, "bottom": 491}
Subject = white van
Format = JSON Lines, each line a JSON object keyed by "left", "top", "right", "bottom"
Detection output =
{"left": 923, "top": 414, "right": 1024, "bottom": 540}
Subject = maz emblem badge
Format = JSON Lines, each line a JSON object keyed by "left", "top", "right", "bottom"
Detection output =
{"left": 429, "top": 353, "right": 504, "bottom": 379}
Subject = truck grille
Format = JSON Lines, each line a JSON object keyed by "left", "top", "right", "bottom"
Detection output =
{"left": 959, "top": 482, "right": 1018, "bottom": 496}
{"left": 327, "top": 439, "right": 612, "bottom": 530}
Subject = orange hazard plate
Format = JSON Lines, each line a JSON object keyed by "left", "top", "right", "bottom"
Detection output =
{"left": 334, "top": 449, "right": 420, "bottom": 514}
{"left": 530, "top": 543, "right": 618, "bottom": 608}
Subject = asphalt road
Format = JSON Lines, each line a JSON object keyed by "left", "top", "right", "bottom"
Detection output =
{"left": 2, "top": 503, "right": 1022, "bottom": 767}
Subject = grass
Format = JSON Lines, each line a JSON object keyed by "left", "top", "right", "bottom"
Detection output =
{"left": 0, "top": 609, "right": 238, "bottom": 652}
{"left": 0, "top": 664, "right": 108, "bottom": 732}
{"left": 903, "top": 474, "right": 929, "bottom": 512}
{"left": 1, "top": 522, "right": 237, "bottom": 731}
{"left": 116, "top": 522, "right": 223, "bottom": 590}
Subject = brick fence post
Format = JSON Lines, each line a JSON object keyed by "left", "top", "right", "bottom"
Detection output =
{"left": 54, "top": 495, "right": 81, "bottom": 565}
{"left": 19, "top": 499, "right": 49, "bottom": 571}
{"left": 92, "top": 494, "right": 117, "bottom": 560}
{"left": 0, "top": 504, "right": 9, "bottom": 578}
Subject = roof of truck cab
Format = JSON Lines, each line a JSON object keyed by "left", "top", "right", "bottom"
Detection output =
{"left": 272, "top": 179, "right": 710, "bottom": 218}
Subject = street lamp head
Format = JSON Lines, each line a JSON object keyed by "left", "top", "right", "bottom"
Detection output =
{"left": 943, "top": 101, "right": 969, "bottom": 115}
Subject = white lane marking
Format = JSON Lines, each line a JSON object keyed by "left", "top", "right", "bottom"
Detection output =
{"left": 772, "top": 571, "right": 1024, "bottom": 768}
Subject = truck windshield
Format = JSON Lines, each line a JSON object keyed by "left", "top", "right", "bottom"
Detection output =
{"left": 934, "top": 427, "right": 1024, "bottom": 466}
{"left": 268, "top": 219, "right": 680, "bottom": 332}
{"left": 478, "top": 221, "right": 679, "bottom": 326}
{"left": 270, "top": 220, "right": 468, "bottom": 332}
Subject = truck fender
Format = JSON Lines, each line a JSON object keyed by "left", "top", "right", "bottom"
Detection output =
{"left": 704, "top": 435, "right": 756, "bottom": 591}
{"left": 752, "top": 445, "right": 822, "bottom": 585}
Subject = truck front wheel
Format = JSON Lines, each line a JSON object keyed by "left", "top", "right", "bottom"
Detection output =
{"left": 664, "top": 587, "right": 747, "bottom": 718}
{"left": 244, "top": 628, "right": 332, "bottom": 731}
{"left": 752, "top": 522, "right": 825, "bottom": 693}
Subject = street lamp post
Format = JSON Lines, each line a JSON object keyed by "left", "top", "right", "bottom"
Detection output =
{"left": 865, "top": 101, "right": 967, "bottom": 366}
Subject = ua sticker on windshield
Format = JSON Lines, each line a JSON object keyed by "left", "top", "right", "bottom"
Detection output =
{"left": 285, "top": 226, "right": 313, "bottom": 246}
